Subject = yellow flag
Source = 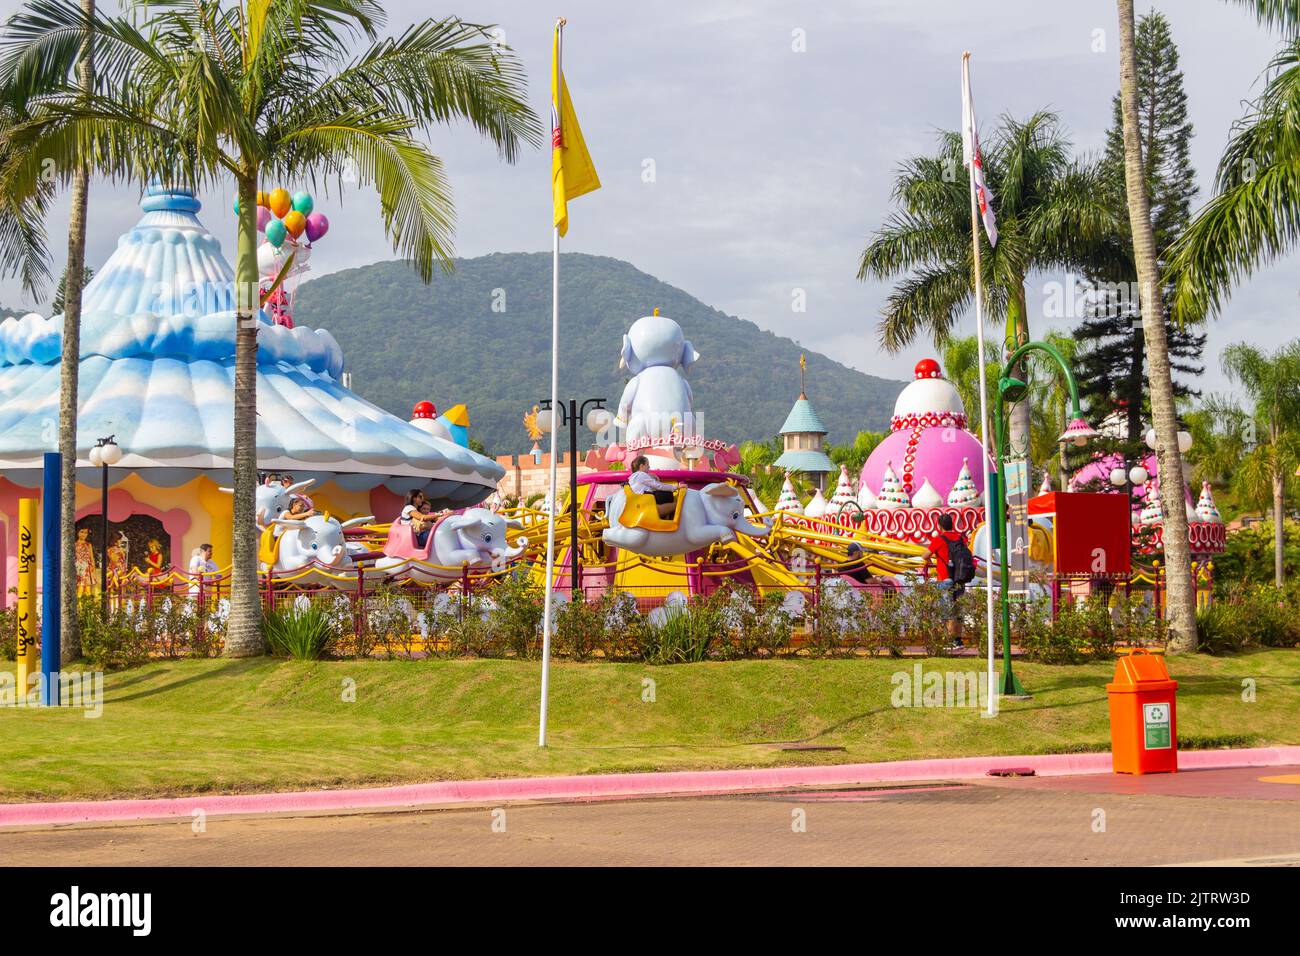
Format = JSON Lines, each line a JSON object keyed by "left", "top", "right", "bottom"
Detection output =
{"left": 552, "top": 25, "right": 600, "bottom": 237}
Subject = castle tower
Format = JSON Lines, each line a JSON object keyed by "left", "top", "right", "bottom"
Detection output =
{"left": 774, "top": 355, "right": 833, "bottom": 491}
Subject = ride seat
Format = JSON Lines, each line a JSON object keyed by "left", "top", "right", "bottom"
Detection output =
{"left": 618, "top": 486, "right": 685, "bottom": 533}
{"left": 258, "top": 524, "right": 283, "bottom": 568}
{"left": 384, "top": 516, "right": 441, "bottom": 560}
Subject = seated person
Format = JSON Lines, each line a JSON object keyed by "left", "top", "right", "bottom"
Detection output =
{"left": 287, "top": 494, "right": 315, "bottom": 519}
{"left": 843, "top": 542, "right": 874, "bottom": 584}
{"left": 401, "top": 490, "right": 435, "bottom": 548}
{"left": 627, "top": 455, "right": 679, "bottom": 520}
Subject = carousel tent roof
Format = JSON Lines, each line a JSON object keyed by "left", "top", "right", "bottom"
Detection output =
{"left": 0, "top": 187, "right": 502, "bottom": 505}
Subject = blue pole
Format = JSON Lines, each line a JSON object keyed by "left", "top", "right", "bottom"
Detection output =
{"left": 41, "top": 451, "right": 61, "bottom": 706}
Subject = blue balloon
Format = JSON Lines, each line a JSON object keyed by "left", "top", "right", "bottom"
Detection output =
{"left": 265, "top": 218, "right": 287, "bottom": 248}
{"left": 291, "top": 191, "right": 314, "bottom": 216}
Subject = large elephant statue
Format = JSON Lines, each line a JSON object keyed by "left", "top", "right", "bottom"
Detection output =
{"left": 603, "top": 482, "right": 770, "bottom": 557}
{"left": 615, "top": 313, "right": 699, "bottom": 446}
{"left": 259, "top": 513, "right": 374, "bottom": 581}
{"left": 374, "top": 507, "right": 527, "bottom": 582}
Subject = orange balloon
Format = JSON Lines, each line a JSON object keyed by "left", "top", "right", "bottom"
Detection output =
{"left": 256, "top": 190, "right": 270, "bottom": 208}
{"left": 268, "top": 188, "right": 292, "bottom": 218}
{"left": 283, "top": 210, "right": 307, "bottom": 239}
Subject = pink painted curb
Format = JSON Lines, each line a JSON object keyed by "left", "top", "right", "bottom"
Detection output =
{"left": 3, "top": 745, "right": 1297, "bottom": 829}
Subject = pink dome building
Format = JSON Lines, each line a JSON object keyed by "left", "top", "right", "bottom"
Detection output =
{"left": 859, "top": 359, "right": 991, "bottom": 505}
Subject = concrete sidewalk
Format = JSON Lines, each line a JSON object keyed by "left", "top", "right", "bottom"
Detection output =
{"left": 3, "top": 745, "right": 1297, "bottom": 829}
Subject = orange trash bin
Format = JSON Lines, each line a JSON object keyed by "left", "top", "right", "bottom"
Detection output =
{"left": 1106, "top": 649, "right": 1178, "bottom": 774}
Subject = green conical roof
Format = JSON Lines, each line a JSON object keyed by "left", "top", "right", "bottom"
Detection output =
{"left": 779, "top": 394, "right": 827, "bottom": 435}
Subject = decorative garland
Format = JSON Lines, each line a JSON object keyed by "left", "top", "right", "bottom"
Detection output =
{"left": 784, "top": 506, "right": 985, "bottom": 543}
{"left": 889, "top": 410, "right": 967, "bottom": 432}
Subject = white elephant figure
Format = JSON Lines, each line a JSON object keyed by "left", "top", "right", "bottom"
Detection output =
{"left": 221, "top": 477, "right": 316, "bottom": 528}
{"left": 375, "top": 507, "right": 527, "bottom": 583}
{"left": 603, "top": 482, "right": 771, "bottom": 557}
{"left": 970, "top": 515, "right": 1055, "bottom": 577}
{"left": 260, "top": 513, "right": 374, "bottom": 582}
{"left": 615, "top": 313, "right": 700, "bottom": 446}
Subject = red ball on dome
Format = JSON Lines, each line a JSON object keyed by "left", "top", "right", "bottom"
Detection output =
{"left": 914, "top": 358, "right": 941, "bottom": 380}
{"left": 412, "top": 400, "right": 436, "bottom": 419}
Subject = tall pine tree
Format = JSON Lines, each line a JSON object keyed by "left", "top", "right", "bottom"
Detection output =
{"left": 1074, "top": 10, "right": 1205, "bottom": 456}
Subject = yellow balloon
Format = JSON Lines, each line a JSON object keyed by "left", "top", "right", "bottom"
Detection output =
{"left": 268, "top": 188, "right": 292, "bottom": 218}
{"left": 256, "top": 190, "right": 270, "bottom": 208}
{"left": 283, "top": 210, "right": 307, "bottom": 239}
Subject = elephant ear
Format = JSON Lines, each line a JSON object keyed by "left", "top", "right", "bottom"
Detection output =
{"left": 443, "top": 514, "right": 482, "bottom": 536}
{"left": 701, "top": 483, "right": 736, "bottom": 498}
{"left": 620, "top": 334, "right": 642, "bottom": 374}
{"left": 680, "top": 339, "right": 700, "bottom": 373}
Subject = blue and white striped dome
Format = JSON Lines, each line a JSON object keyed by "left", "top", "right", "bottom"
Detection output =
{"left": 0, "top": 187, "right": 503, "bottom": 504}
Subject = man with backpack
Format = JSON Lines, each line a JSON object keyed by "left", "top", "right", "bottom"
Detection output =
{"left": 921, "top": 512, "right": 975, "bottom": 647}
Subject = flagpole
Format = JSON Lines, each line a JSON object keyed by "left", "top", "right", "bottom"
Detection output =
{"left": 539, "top": 18, "right": 566, "bottom": 748}
{"left": 963, "top": 52, "right": 998, "bottom": 717}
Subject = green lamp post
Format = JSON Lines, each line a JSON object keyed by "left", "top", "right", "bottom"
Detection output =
{"left": 992, "top": 340, "right": 1098, "bottom": 698}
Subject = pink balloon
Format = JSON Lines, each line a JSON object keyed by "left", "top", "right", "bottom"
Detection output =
{"left": 304, "top": 212, "right": 329, "bottom": 243}
{"left": 256, "top": 206, "right": 272, "bottom": 232}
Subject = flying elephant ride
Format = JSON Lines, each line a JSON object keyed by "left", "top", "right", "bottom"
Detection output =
{"left": 499, "top": 467, "right": 915, "bottom": 613}
{"left": 257, "top": 511, "right": 375, "bottom": 586}
{"left": 369, "top": 507, "right": 529, "bottom": 583}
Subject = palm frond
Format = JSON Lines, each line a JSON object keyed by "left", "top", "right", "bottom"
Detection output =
{"left": 877, "top": 265, "right": 973, "bottom": 353}
{"left": 277, "top": 115, "right": 455, "bottom": 279}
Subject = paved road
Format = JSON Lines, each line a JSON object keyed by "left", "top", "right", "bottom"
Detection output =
{"left": 4, "top": 767, "right": 1299, "bottom": 866}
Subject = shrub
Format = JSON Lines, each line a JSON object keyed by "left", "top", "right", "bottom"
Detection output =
{"left": 554, "top": 591, "right": 609, "bottom": 661}
{"left": 1022, "top": 594, "right": 1116, "bottom": 664}
{"left": 484, "top": 574, "right": 546, "bottom": 659}
{"left": 895, "top": 582, "right": 956, "bottom": 657}
{"left": 0, "top": 603, "right": 17, "bottom": 660}
{"left": 599, "top": 590, "right": 644, "bottom": 660}
{"left": 1196, "top": 603, "right": 1247, "bottom": 655}
{"left": 445, "top": 593, "right": 495, "bottom": 657}
{"left": 1111, "top": 593, "right": 1164, "bottom": 648}
{"left": 715, "top": 584, "right": 794, "bottom": 659}
{"left": 78, "top": 597, "right": 151, "bottom": 670}
{"left": 638, "top": 593, "right": 724, "bottom": 664}
{"left": 264, "top": 605, "right": 337, "bottom": 660}
{"left": 360, "top": 589, "right": 421, "bottom": 659}
{"left": 1197, "top": 584, "right": 1300, "bottom": 654}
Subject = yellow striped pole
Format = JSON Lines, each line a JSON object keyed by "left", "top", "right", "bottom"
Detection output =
{"left": 16, "top": 498, "right": 38, "bottom": 697}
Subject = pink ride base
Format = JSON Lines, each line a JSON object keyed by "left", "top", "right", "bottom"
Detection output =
{"left": 2, "top": 746, "right": 1297, "bottom": 829}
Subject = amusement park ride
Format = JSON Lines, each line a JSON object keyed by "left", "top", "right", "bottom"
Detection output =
{"left": 0, "top": 186, "right": 1225, "bottom": 627}
{"left": 251, "top": 310, "right": 1225, "bottom": 613}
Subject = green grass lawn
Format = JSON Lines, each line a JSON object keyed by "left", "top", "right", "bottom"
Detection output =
{"left": 1, "top": 650, "right": 1297, "bottom": 802}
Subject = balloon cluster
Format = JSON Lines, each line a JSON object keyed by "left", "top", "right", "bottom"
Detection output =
{"left": 235, "top": 188, "right": 331, "bottom": 329}
{"left": 236, "top": 187, "right": 330, "bottom": 246}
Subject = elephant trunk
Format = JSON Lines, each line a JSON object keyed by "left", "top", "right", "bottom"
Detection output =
{"left": 734, "top": 517, "right": 771, "bottom": 538}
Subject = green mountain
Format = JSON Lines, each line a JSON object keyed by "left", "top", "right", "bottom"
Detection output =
{"left": 295, "top": 253, "right": 902, "bottom": 456}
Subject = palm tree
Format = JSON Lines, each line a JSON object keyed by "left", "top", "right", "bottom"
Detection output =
{"left": 2, "top": 0, "right": 540, "bottom": 656}
{"left": 1027, "top": 330, "right": 1080, "bottom": 489}
{"left": 857, "top": 111, "right": 1119, "bottom": 475}
{"left": 1215, "top": 342, "right": 1300, "bottom": 586}
{"left": 827, "top": 430, "right": 886, "bottom": 477}
{"left": 1116, "top": 0, "right": 1197, "bottom": 651}
{"left": 0, "top": 99, "right": 54, "bottom": 295}
{"left": 1165, "top": 0, "right": 1300, "bottom": 322}
{"left": 0, "top": 0, "right": 96, "bottom": 662}
{"left": 942, "top": 334, "right": 1000, "bottom": 442}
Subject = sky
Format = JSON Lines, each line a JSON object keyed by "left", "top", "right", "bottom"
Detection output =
{"left": 1, "top": 0, "right": 1294, "bottom": 403}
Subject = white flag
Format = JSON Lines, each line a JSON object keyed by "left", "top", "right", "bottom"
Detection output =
{"left": 961, "top": 64, "right": 998, "bottom": 247}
